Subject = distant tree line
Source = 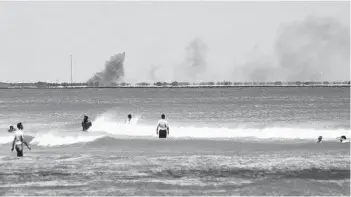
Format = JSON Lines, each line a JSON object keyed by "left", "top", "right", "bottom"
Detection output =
{"left": 0, "top": 80, "right": 349, "bottom": 88}
{"left": 136, "top": 81, "right": 350, "bottom": 86}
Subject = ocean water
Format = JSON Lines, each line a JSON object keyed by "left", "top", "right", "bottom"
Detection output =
{"left": 0, "top": 87, "right": 350, "bottom": 196}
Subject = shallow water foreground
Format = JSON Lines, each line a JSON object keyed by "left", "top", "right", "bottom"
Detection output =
{"left": 0, "top": 139, "right": 349, "bottom": 196}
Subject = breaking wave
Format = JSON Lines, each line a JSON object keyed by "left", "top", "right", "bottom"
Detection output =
{"left": 0, "top": 113, "right": 349, "bottom": 147}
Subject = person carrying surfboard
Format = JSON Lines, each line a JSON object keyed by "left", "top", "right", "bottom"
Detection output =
{"left": 11, "top": 122, "right": 31, "bottom": 157}
{"left": 156, "top": 114, "right": 169, "bottom": 138}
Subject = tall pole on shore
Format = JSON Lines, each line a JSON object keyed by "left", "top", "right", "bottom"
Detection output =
{"left": 70, "top": 55, "right": 73, "bottom": 84}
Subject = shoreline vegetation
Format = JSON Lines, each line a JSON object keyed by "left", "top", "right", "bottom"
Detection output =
{"left": 0, "top": 81, "right": 350, "bottom": 89}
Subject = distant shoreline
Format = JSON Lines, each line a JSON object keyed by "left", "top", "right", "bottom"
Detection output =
{"left": 0, "top": 81, "right": 349, "bottom": 89}
{"left": 0, "top": 84, "right": 349, "bottom": 89}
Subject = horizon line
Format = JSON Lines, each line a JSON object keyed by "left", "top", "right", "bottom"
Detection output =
{"left": 0, "top": 80, "right": 350, "bottom": 84}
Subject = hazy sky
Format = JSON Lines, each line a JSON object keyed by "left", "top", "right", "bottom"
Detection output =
{"left": 0, "top": 1, "right": 349, "bottom": 83}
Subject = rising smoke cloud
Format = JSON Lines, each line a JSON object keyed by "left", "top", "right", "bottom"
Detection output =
{"left": 275, "top": 16, "right": 350, "bottom": 81}
{"left": 88, "top": 17, "right": 349, "bottom": 83}
{"left": 173, "top": 38, "right": 208, "bottom": 82}
{"left": 87, "top": 52, "right": 126, "bottom": 85}
{"left": 239, "top": 16, "right": 350, "bottom": 82}
{"left": 148, "top": 65, "right": 161, "bottom": 82}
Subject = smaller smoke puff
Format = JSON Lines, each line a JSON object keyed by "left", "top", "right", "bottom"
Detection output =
{"left": 88, "top": 52, "right": 126, "bottom": 85}
{"left": 174, "top": 38, "right": 208, "bottom": 81}
{"left": 186, "top": 38, "right": 208, "bottom": 73}
{"left": 148, "top": 65, "right": 160, "bottom": 82}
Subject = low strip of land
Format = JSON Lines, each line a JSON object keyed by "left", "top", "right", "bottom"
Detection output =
{"left": 0, "top": 81, "right": 349, "bottom": 89}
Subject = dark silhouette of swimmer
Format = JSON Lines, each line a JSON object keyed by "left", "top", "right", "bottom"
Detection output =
{"left": 8, "top": 125, "right": 16, "bottom": 132}
{"left": 126, "top": 114, "right": 132, "bottom": 124}
{"left": 82, "top": 115, "right": 92, "bottom": 131}
{"left": 337, "top": 135, "right": 347, "bottom": 143}
{"left": 156, "top": 114, "right": 169, "bottom": 138}
{"left": 317, "top": 136, "right": 322, "bottom": 143}
{"left": 11, "top": 122, "right": 31, "bottom": 157}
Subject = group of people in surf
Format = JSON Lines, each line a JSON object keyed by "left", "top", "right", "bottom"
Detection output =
{"left": 7, "top": 114, "right": 347, "bottom": 157}
{"left": 81, "top": 113, "right": 170, "bottom": 138}
{"left": 6, "top": 113, "right": 169, "bottom": 157}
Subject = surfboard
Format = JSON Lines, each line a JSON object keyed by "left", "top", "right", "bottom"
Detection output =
{"left": 341, "top": 140, "right": 350, "bottom": 143}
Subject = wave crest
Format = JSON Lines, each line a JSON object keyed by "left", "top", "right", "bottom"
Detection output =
{"left": 0, "top": 112, "right": 349, "bottom": 147}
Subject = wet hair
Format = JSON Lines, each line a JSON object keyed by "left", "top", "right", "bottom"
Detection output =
{"left": 161, "top": 114, "right": 165, "bottom": 119}
{"left": 10, "top": 125, "right": 14, "bottom": 129}
{"left": 128, "top": 114, "right": 132, "bottom": 119}
{"left": 341, "top": 136, "right": 346, "bottom": 140}
{"left": 17, "top": 122, "right": 23, "bottom": 130}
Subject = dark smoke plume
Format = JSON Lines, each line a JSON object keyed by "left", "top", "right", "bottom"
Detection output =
{"left": 174, "top": 38, "right": 208, "bottom": 81}
{"left": 88, "top": 52, "right": 125, "bottom": 85}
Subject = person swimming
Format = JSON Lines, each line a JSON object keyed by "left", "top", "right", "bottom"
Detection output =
{"left": 337, "top": 135, "right": 347, "bottom": 143}
{"left": 126, "top": 114, "right": 132, "bottom": 124}
{"left": 82, "top": 115, "right": 92, "bottom": 131}
{"left": 317, "top": 136, "right": 323, "bottom": 143}
{"left": 8, "top": 125, "right": 16, "bottom": 132}
{"left": 11, "top": 122, "right": 31, "bottom": 157}
{"left": 156, "top": 114, "right": 169, "bottom": 138}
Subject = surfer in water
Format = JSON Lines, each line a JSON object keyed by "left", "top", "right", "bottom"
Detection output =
{"left": 8, "top": 125, "right": 16, "bottom": 132}
{"left": 82, "top": 115, "right": 92, "bottom": 131}
{"left": 337, "top": 135, "right": 347, "bottom": 143}
{"left": 125, "top": 114, "right": 132, "bottom": 124}
{"left": 317, "top": 136, "right": 323, "bottom": 143}
{"left": 11, "top": 122, "right": 31, "bottom": 157}
{"left": 156, "top": 114, "right": 169, "bottom": 138}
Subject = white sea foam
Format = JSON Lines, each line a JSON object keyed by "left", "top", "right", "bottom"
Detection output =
{"left": 88, "top": 113, "right": 350, "bottom": 140}
{"left": 29, "top": 131, "right": 105, "bottom": 147}
{"left": 0, "top": 135, "right": 14, "bottom": 145}
{"left": 0, "top": 112, "right": 349, "bottom": 147}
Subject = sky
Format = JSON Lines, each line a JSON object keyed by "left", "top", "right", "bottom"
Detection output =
{"left": 0, "top": 1, "right": 349, "bottom": 83}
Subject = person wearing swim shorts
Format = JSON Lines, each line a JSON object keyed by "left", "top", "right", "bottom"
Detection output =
{"left": 156, "top": 114, "right": 169, "bottom": 138}
{"left": 11, "top": 122, "right": 31, "bottom": 157}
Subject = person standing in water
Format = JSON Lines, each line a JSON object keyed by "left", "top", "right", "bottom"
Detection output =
{"left": 82, "top": 115, "right": 92, "bottom": 131}
{"left": 156, "top": 114, "right": 169, "bottom": 138}
{"left": 11, "top": 122, "right": 31, "bottom": 157}
{"left": 317, "top": 136, "right": 323, "bottom": 143}
{"left": 8, "top": 125, "right": 16, "bottom": 132}
{"left": 126, "top": 114, "right": 132, "bottom": 124}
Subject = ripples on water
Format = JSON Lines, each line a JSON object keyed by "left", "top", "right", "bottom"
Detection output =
{"left": 0, "top": 88, "right": 349, "bottom": 195}
{"left": 0, "top": 147, "right": 349, "bottom": 196}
